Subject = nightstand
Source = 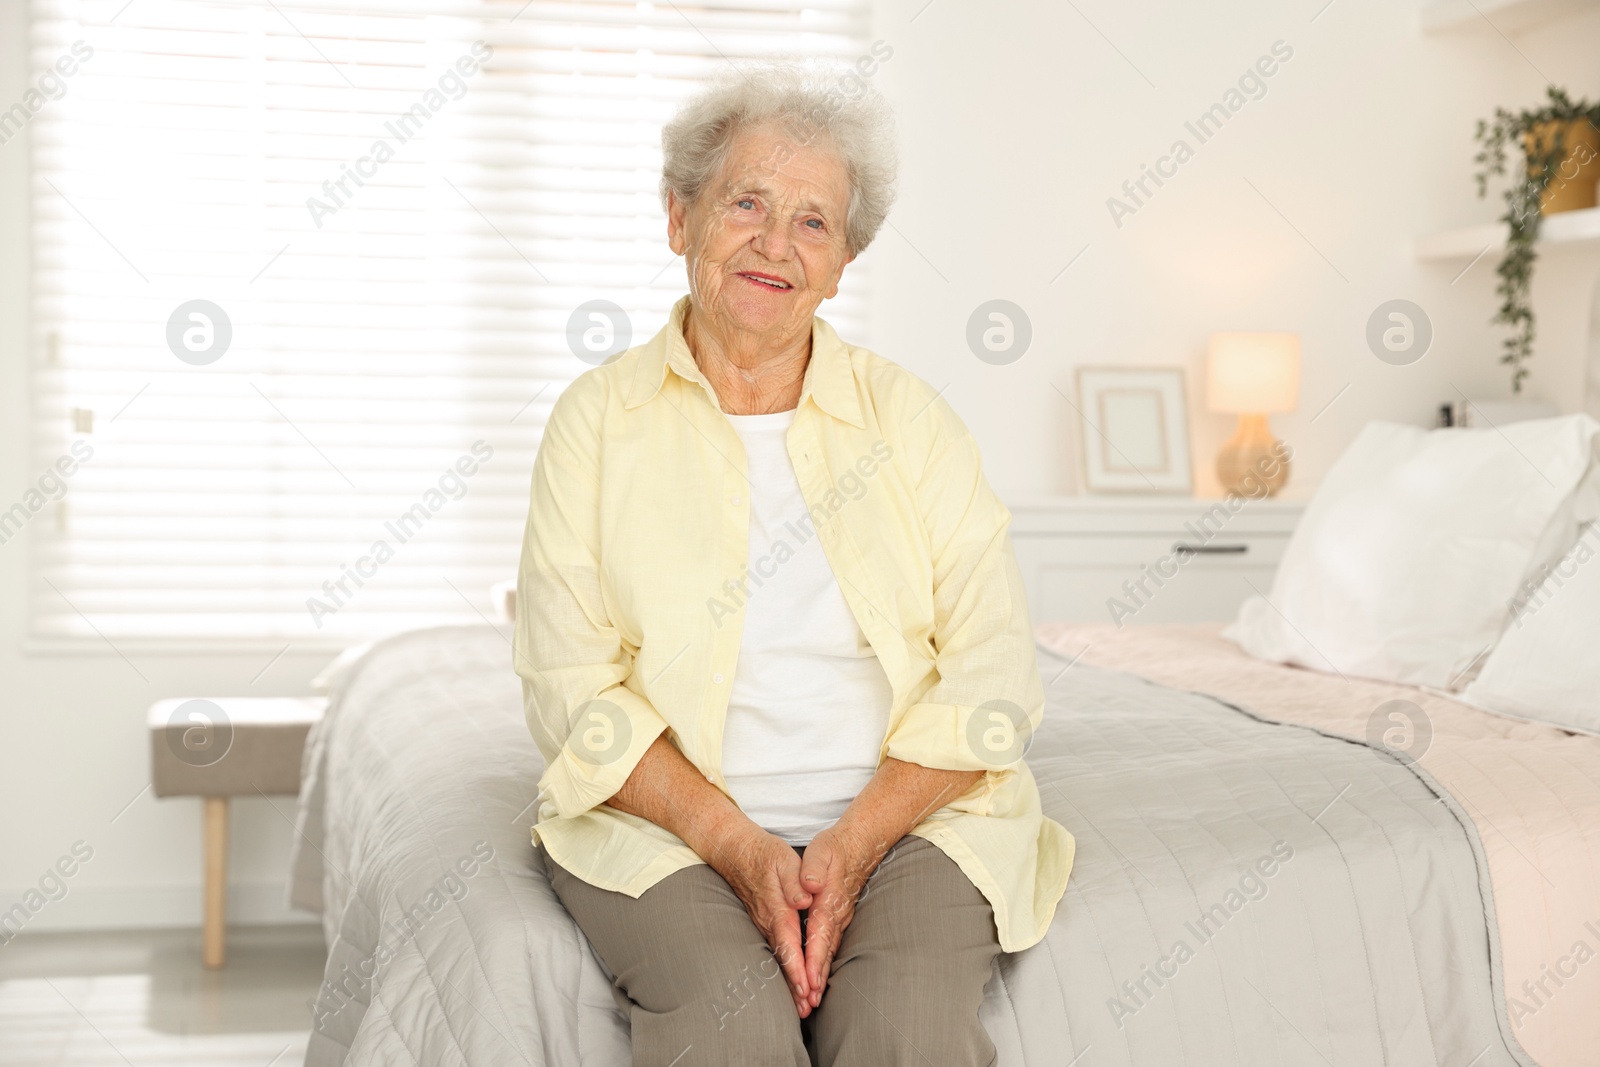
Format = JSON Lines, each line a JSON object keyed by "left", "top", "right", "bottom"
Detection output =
{"left": 148, "top": 696, "right": 326, "bottom": 968}
{"left": 1007, "top": 496, "right": 1305, "bottom": 626}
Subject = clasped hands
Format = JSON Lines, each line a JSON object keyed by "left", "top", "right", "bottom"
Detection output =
{"left": 606, "top": 737, "right": 985, "bottom": 1020}
{"left": 707, "top": 818, "right": 888, "bottom": 1019}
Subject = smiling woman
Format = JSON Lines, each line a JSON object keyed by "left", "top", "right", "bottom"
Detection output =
{"left": 659, "top": 64, "right": 899, "bottom": 417}
{"left": 515, "top": 61, "right": 1071, "bottom": 1067}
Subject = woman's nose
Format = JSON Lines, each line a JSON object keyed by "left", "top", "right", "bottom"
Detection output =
{"left": 755, "top": 216, "right": 792, "bottom": 260}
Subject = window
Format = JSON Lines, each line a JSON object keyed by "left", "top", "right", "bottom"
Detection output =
{"left": 24, "top": 0, "right": 874, "bottom": 647}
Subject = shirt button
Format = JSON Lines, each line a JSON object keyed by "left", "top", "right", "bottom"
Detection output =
{"left": 730, "top": 495, "right": 741, "bottom": 506}
{"left": 712, "top": 673, "right": 724, "bottom": 683}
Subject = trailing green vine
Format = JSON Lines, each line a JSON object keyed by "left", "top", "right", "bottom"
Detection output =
{"left": 1473, "top": 87, "right": 1600, "bottom": 394}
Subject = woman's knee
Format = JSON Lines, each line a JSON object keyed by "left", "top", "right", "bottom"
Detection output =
{"left": 811, "top": 967, "right": 996, "bottom": 1067}
{"left": 809, "top": 837, "right": 1001, "bottom": 1065}
{"left": 632, "top": 942, "right": 806, "bottom": 1065}
{"left": 540, "top": 849, "right": 808, "bottom": 1065}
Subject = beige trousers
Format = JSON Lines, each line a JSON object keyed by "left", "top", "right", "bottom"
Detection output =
{"left": 541, "top": 835, "right": 1001, "bottom": 1067}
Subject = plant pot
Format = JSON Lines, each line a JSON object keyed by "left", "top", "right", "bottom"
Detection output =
{"left": 1524, "top": 119, "right": 1600, "bottom": 214}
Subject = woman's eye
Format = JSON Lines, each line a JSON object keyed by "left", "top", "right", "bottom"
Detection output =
{"left": 804, "top": 218, "right": 823, "bottom": 230}
{"left": 736, "top": 198, "right": 755, "bottom": 210}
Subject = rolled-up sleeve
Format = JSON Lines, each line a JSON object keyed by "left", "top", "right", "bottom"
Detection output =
{"left": 513, "top": 393, "right": 670, "bottom": 820}
{"left": 884, "top": 389, "right": 1045, "bottom": 774}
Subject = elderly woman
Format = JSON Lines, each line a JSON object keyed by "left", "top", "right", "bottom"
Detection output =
{"left": 514, "top": 63, "right": 1072, "bottom": 1066}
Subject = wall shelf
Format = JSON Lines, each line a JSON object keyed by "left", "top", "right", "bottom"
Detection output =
{"left": 1414, "top": 205, "right": 1600, "bottom": 260}
{"left": 1420, "top": 0, "right": 1600, "bottom": 34}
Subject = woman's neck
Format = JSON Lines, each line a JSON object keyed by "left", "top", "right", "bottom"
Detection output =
{"left": 683, "top": 305, "right": 810, "bottom": 415}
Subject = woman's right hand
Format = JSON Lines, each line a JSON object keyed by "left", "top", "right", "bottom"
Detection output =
{"left": 604, "top": 736, "right": 816, "bottom": 1015}
{"left": 705, "top": 817, "right": 816, "bottom": 1017}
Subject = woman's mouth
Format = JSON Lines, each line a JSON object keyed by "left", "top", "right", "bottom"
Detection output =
{"left": 737, "top": 271, "right": 793, "bottom": 291}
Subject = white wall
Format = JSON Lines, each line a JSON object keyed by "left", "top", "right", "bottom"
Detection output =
{"left": 3, "top": 0, "right": 1599, "bottom": 931}
{"left": 863, "top": 0, "right": 1600, "bottom": 500}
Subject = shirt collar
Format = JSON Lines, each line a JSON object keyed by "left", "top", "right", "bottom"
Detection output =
{"left": 621, "top": 294, "right": 866, "bottom": 430}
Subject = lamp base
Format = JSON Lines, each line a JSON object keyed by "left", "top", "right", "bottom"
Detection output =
{"left": 1216, "top": 414, "right": 1290, "bottom": 497}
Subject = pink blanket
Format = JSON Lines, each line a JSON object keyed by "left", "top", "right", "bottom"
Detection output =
{"left": 1035, "top": 621, "right": 1600, "bottom": 1067}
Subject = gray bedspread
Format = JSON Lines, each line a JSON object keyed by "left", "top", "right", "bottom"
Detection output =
{"left": 290, "top": 625, "right": 1535, "bottom": 1066}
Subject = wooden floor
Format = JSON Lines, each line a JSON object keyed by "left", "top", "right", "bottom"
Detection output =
{"left": 0, "top": 926, "right": 324, "bottom": 1066}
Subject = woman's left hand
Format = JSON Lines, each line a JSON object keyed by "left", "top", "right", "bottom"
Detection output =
{"left": 800, "top": 759, "right": 984, "bottom": 1008}
{"left": 798, "top": 824, "right": 891, "bottom": 1009}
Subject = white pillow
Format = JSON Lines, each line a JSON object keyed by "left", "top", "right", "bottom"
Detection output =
{"left": 1460, "top": 522, "right": 1600, "bottom": 734}
{"left": 1225, "top": 415, "right": 1600, "bottom": 688}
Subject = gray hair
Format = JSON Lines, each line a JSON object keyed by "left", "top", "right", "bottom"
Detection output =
{"left": 659, "top": 61, "right": 898, "bottom": 256}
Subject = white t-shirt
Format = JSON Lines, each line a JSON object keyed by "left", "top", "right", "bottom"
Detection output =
{"left": 719, "top": 407, "right": 894, "bottom": 846}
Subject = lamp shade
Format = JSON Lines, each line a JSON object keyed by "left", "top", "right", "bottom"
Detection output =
{"left": 1206, "top": 332, "right": 1300, "bottom": 414}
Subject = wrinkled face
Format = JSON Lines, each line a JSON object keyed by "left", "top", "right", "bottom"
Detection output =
{"left": 668, "top": 121, "right": 855, "bottom": 342}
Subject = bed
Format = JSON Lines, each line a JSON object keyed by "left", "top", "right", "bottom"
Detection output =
{"left": 286, "top": 617, "right": 1595, "bottom": 1066}
{"left": 1039, "top": 621, "right": 1600, "bottom": 1067}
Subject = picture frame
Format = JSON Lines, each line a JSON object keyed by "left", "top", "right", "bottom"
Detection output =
{"left": 1073, "top": 366, "right": 1193, "bottom": 494}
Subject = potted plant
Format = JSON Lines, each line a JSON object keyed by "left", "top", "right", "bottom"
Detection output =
{"left": 1473, "top": 88, "right": 1600, "bottom": 393}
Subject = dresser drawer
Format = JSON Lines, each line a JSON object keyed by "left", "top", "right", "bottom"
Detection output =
{"left": 1013, "top": 532, "right": 1289, "bottom": 626}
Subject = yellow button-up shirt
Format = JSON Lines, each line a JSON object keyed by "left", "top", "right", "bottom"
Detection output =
{"left": 513, "top": 295, "right": 1073, "bottom": 952}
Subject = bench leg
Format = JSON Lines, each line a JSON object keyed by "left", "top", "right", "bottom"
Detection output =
{"left": 202, "top": 796, "right": 229, "bottom": 969}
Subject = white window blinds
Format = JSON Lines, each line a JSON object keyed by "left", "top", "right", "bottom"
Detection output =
{"left": 25, "top": 0, "right": 874, "bottom": 648}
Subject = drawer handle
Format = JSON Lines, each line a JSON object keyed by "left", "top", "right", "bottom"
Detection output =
{"left": 1173, "top": 542, "right": 1249, "bottom": 555}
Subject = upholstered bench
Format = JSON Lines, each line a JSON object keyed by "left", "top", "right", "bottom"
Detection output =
{"left": 148, "top": 696, "right": 325, "bottom": 968}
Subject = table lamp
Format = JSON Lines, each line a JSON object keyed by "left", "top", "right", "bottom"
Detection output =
{"left": 1206, "top": 332, "right": 1299, "bottom": 497}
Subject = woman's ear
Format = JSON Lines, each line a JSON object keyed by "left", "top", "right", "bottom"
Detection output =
{"left": 825, "top": 250, "right": 856, "bottom": 300}
{"left": 666, "top": 189, "right": 688, "bottom": 256}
